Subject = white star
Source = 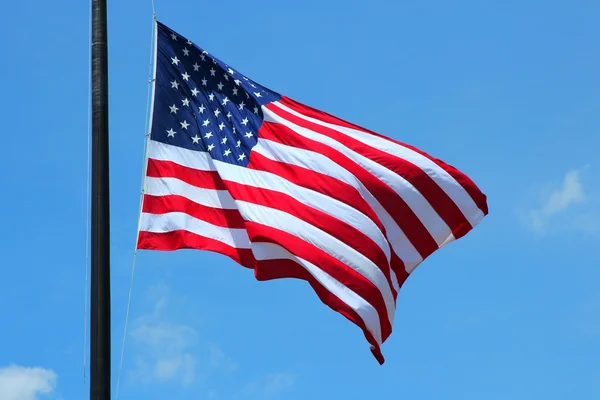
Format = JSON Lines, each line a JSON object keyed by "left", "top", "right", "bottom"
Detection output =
{"left": 181, "top": 98, "right": 190, "bottom": 107}
{"left": 182, "top": 48, "right": 190, "bottom": 56}
{"left": 243, "top": 77, "right": 248, "bottom": 81}
{"left": 236, "top": 140, "right": 241, "bottom": 148}
{"left": 180, "top": 120, "right": 190, "bottom": 130}
{"left": 200, "top": 53, "right": 206, "bottom": 61}
{"left": 171, "top": 33, "right": 177, "bottom": 40}
{"left": 214, "top": 109, "right": 221, "bottom": 117}
{"left": 186, "top": 39, "right": 193, "bottom": 45}
{"left": 250, "top": 83, "right": 256, "bottom": 88}
{"left": 221, "top": 137, "right": 227, "bottom": 144}
{"left": 204, "top": 131, "right": 213, "bottom": 139}
{"left": 171, "top": 56, "right": 180, "bottom": 65}
{"left": 245, "top": 92, "right": 250, "bottom": 99}
{"left": 208, "top": 93, "right": 215, "bottom": 101}
{"left": 254, "top": 92, "right": 262, "bottom": 98}
{"left": 238, "top": 153, "right": 246, "bottom": 161}
{"left": 207, "top": 143, "right": 215, "bottom": 151}
{"left": 253, "top": 107, "right": 259, "bottom": 114}
{"left": 202, "top": 119, "right": 210, "bottom": 127}
{"left": 244, "top": 131, "right": 253, "bottom": 138}
{"left": 232, "top": 127, "right": 236, "bottom": 134}
{"left": 166, "top": 128, "right": 176, "bottom": 137}
{"left": 201, "top": 77, "right": 208, "bottom": 86}
{"left": 181, "top": 72, "right": 190, "bottom": 81}
{"left": 232, "top": 87, "right": 238, "bottom": 96}
{"left": 191, "top": 88, "right": 199, "bottom": 97}
{"left": 226, "top": 112, "right": 232, "bottom": 119}
{"left": 223, "top": 149, "right": 232, "bottom": 156}
{"left": 213, "top": 58, "right": 217, "bottom": 64}
{"left": 209, "top": 68, "right": 216, "bottom": 76}
{"left": 193, "top": 63, "right": 200, "bottom": 71}
{"left": 219, "top": 122, "right": 226, "bottom": 131}
{"left": 223, "top": 73, "right": 229, "bottom": 81}
{"left": 171, "top": 80, "right": 179, "bottom": 89}
{"left": 169, "top": 104, "right": 178, "bottom": 113}
{"left": 191, "top": 134, "right": 201, "bottom": 144}
{"left": 222, "top": 97, "right": 230, "bottom": 106}
{"left": 217, "top": 82, "right": 224, "bottom": 91}
{"left": 239, "top": 102, "right": 246, "bottom": 110}
{"left": 234, "top": 79, "right": 241, "bottom": 86}
{"left": 227, "top": 68, "right": 235, "bottom": 75}
{"left": 198, "top": 104, "right": 206, "bottom": 113}
{"left": 241, "top": 117, "right": 249, "bottom": 125}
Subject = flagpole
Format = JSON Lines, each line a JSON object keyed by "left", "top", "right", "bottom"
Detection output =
{"left": 90, "top": 0, "right": 111, "bottom": 398}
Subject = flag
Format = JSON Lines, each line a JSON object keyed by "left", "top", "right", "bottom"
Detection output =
{"left": 137, "top": 21, "right": 488, "bottom": 364}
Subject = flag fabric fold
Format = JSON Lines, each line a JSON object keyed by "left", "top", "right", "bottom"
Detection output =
{"left": 137, "top": 20, "right": 488, "bottom": 364}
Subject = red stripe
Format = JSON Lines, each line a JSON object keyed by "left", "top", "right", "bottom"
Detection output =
{"left": 147, "top": 158, "right": 226, "bottom": 190}
{"left": 254, "top": 257, "right": 385, "bottom": 364}
{"left": 248, "top": 142, "right": 386, "bottom": 239}
{"left": 257, "top": 120, "right": 439, "bottom": 260}
{"left": 279, "top": 95, "right": 488, "bottom": 217}
{"left": 248, "top": 148, "right": 406, "bottom": 287}
{"left": 142, "top": 194, "right": 246, "bottom": 229}
{"left": 245, "top": 222, "right": 393, "bottom": 342}
{"left": 390, "top": 251, "right": 409, "bottom": 288}
{"left": 424, "top": 158, "right": 488, "bottom": 216}
{"left": 222, "top": 179, "right": 397, "bottom": 298}
{"left": 250, "top": 136, "right": 406, "bottom": 284}
{"left": 268, "top": 102, "right": 474, "bottom": 240}
{"left": 137, "top": 230, "right": 256, "bottom": 267}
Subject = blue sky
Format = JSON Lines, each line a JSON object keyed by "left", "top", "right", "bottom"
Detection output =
{"left": 1, "top": 0, "right": 599, "bottom": 399}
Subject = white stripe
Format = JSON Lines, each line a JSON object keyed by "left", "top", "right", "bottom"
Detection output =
{"left": 254, "top": 138, "right": 422, "bottom": 276}
{"left": 273, "top": 101, "right": 485, "bottom": 227}
{"left": 148, "top": 139, "right": 216, "bottom": 171}
{"left": 139, "top": 211, "right": 251, "bottom": 249}
{"left": 145, "top": 141, "right": 399, "bottom": 302}
{"left": 389, "top": 268, "right": 399, "bottom": 290}
{"left": 252, "top": 242, "right": 383, "bottom": 345}
{"left": 214, "top": 159, "right": 397, "bottom": 300}
{"left": 251, "top": 140, "right": 392, "bottom": 263}
{"left": 229, "top": 196, "right": 396, "bottom": 326}
{"left": 263, "top": 106, "right": 452, "bottom": 249}
{"left": 145, "top": 176, "right": 237, "bottom": 209}
{"left": 147, "top": 136, "right": 421, "bottom": 275}
{"left": 148, "top": 142, "right": 387, "bottom": 259}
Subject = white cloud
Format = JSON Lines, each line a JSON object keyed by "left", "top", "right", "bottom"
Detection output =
{"left": 0, "top": 365, "right": 57, "bottom": 400}
{"left": 264, "top": 372, "right": 294, "bottom": 397}
{"left": 239, "top": 372, "right": 295, "bottom": 398}
{"left": 129, "top": 286, "right": 200, "bottom": 385}
{"left": 528, "top": 169, "right": 586, "bottom": 233}
{"left": 574, "top": 212, "right": 600, "bottom": 233}
{"left": 128, "top": 283, "right": 238, "bottom": 387}
{"left": 208, "top": 344, "right": 238, "bottom": 372}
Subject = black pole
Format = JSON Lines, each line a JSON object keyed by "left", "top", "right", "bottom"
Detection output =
{"left": 90, "top": 0, "right": 111, "bottom": 399}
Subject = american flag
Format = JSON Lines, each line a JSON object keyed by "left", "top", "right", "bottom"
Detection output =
{"left": 137, "top": 21, "right": 488, "bottom": 364}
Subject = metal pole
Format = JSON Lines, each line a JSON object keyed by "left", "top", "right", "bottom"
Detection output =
{"left": 90, "top": 0, "right": 111, "bottom": 398}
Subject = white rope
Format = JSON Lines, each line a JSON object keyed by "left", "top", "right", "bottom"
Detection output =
{"left": 114, "top": 13, "right": 158, "bottom": 400}
{"left": 114, "top": 253, "right": 138, "bottom": 400}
